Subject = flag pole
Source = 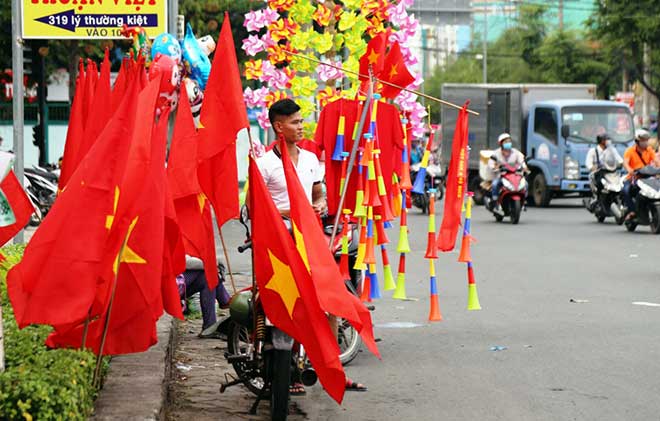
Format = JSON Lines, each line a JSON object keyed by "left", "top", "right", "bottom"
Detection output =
{"left": 329, "top": 75, "right": 374, "bottom": 247}
{"left": 286, "top": 51, "right": 479, "bottom": 116}
{"left": 80, "top": 311, "right": 91, "bottom": 351}
{"left": 93, "top": 233, "right": 129, "bottom": 387}
{"left": 218, "top": 227, "right": 237, "bottom": 294}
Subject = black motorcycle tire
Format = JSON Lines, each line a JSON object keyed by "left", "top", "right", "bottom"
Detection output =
{"left": 650, "top": 204, "right": 660, "bottom": 234}
{"left": 338, "top": 318, "right": 361, "bottom": 366}
{"left": 494, "top": 212, "right": 504, "bottom": 222}
{"left": 625, "top": 219, "right": 638, "bottom": 232}
{"left": 597, "top": 215, "right": 606, "bottom": 223}
{"left": 227, "top": 321, "right": 264, "bottom": 395}
{"left": 269, "top": 349, "right": 291, "bottom": 421}
{"left": 510, "top": 200, "right": 521, "bottom": 225}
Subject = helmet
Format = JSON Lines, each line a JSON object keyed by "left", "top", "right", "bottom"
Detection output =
{"left": 596, "top": 133, "right": 610, "bottom": 143}
{"left": 635, "top": 129, "right": 651, "bottom": 141}
{"left": 498, "top": 133, "right": 512, "bottom": 144}
{"left": 229, "top": 290, "right": 254, "bottom": 327}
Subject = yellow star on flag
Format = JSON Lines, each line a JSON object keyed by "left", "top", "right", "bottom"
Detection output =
{"left": 388, "top": 64, "right": 398, "bottom": 79}
{"left": 113, "top": 216, "right": 147, "bottom": 274}
{"left": 105, "top": 186, "right": 121, "bottom": 229}
{"left": 265, "top": 249, "right": 301, "bottom": 319}
{"left": 292, "top": 222, "right": 310, "bottom": 273}
{"left": 367, "top": 48, "right": 380, "bottom": 65}
{"left": 197, "top": 193, "right": 206, "bottom": 213}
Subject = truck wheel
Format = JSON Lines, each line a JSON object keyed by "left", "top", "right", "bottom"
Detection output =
{"left": 531, "top": 172, "right": 552, "bottom": 207}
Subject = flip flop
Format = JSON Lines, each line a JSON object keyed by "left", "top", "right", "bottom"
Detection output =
{"left": 345, "top": 378, "right": 367, "bottom": 392}
{"left": 289, "top": 382, "right": 306, "bottom": 396}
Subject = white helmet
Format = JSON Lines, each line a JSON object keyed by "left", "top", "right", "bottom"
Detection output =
{"left": 635, "top": 128, "right": 650, "bottom": 141}
{"left": 498, "top": 133, "right": 512, "bottom": 144}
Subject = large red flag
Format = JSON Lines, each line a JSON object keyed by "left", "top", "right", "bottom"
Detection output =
{"left": 249, "top": 158, "right": 346, "bottom": 404}
{"left": 167, "top": 83, "right": 218, "bottom": 289}
{"left": 7, "top": 74, "right": 146, "bottom": 329}
{"left": 437, "top": 102, "right": 470, "bottom": 251}
{"left": 280, "top": 143, "right": 380, "bottom": 358}
{"left": 0, "top": 169, "right": 35, "bottom": 247}
{"left": 379, "top": 42, "right": 415, "bottom": 99}
{"left": 59, "top": 60, "right": 86, "bottom": 190}
{"left": 197, "top": 13, "right": 249, "bottom": 228}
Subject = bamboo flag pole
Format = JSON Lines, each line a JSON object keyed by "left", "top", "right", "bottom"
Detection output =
{"left": 218, "top": 227, "right": 237, "bottom": 294}
{"left": 287, "top": 51, "right": 480, "bottom": 116}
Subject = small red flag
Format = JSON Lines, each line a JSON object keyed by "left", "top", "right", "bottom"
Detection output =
{"left": 379, "top": 42, "right": 415, "bottom": 99}
{"left": 280, "top": 142, "right": 380, "bottom": 358}
{"left": 197, "top": 13, "right": 249, "bottom": 228}
{"left": 167, "top": 82, "right": 218, "bottom": 289}
{"left": 249, "top": 158, "right": 346, "bottom": 404}
{"left": 359, "top": 32, "right": 387, "bottom": 80}
{"left": 437, "top": 102, "right": 470, "bottom": 251}
{"left": 0, "top": 169, "right": 35, "bottom": 247}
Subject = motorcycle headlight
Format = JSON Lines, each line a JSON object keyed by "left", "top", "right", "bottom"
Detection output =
{"left": 638, "top": 180, "right": 660, "bottom": 199}
{"left": 564, "top": 156, "right": 579, "bottom": 180}
{"left": 501, "top": 178, "right": 514, "bottom": 191}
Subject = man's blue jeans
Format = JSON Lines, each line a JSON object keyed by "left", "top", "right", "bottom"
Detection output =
{"left": 622, "top": 179, "right": 636, "bottom": 212}
{"left": 491, "top": 177, "right": 502, "bottom": 200}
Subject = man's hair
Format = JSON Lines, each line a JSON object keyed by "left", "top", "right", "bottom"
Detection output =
{"left": 268, "top": 99, "right": 301, "bottom": 127}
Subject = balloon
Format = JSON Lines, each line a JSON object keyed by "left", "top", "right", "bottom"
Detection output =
{"left": 197, "top": 35, "right": 216, "bottom": 56}
{"left": 150, "top": 53, "right": 181, "bottom": 112}
{"left": 151, "top": 32, "right": 182, "bottom": 63}
{"left": 181, "top": 23, "right": 211, "bottom": 90}
{"left": 183, "top": 77, "right": 204, "bottom": 126}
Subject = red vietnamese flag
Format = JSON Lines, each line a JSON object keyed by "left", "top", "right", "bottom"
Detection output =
{"left": 59, "top": 60, "right": 86, "bottom": 190}
{"left": 7, "top": 73, "right": 146, "bottom": 329}
{"left": 437, "top": 102, "right": 470, "bottom": 251}
{"left": 0, "top": 170, "right": 35, "bottom": 247}
{"left": 379, "top": 42, "right": 415, "bottom": 99}
{"left": 197, "top": 13, "right": 249, "bottom": 228}
{"left": 47, "top": 107, "right": 183, "bottom": 355}
{"left": 78, "top": 49, "right": 113, "bottom": 165}
{"left": 280, "top": 142, "right": 380, "bottom": 358}
{"left": 359, "top": 32, "right": 387, "bottom": 80}
{"left": 249, "top": 158, "right": 346, "bottom": 404}
{"left": 167, "top": 82, "right": 218, "bottom": 289}
{"left": 111, "top": 57, "right": 130, "bottom": 110}
{"left": 82, "top": 59, "right": 97, "bottom": 127}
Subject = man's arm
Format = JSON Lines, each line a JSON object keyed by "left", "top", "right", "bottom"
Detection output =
{"left": 585, "top": 149, "right": 596, "bottom": 172}
{"left": 653, "top": 150, "right": 660, "bottom": 167}
{"left": 623, "top": 152, "right": 634, "bottom": 175}
{"left": 312, "top": 182, "right": 327, "bottom": 215}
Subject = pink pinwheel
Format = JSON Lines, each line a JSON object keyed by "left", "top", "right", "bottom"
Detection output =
{"left": 317, "top": 61, "right": 344, "bottom": 82}
{"left": 267, "top": 69, "right": 291, "bottom": 90}
{"left": 244, "top": 10, "right": 267, "bottom": 32}
{"left": 244, "top": 86, "right": 269, "bottom": 109}
{"left": 262, "top": 8, "right": 280, "bottom": 26}
{"left": 242, "top": 34, "right": 265, "bottom": 57}
{"left": 257, "top": 108, "right": 271, "bottom": 130}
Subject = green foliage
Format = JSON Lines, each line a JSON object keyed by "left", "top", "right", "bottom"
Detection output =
{"left": 0, "top": 245, "right": 100, "bottom": 421}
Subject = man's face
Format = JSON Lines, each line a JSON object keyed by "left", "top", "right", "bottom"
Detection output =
{"left": 273, "top": 111, "right": 304, "bottom": 144}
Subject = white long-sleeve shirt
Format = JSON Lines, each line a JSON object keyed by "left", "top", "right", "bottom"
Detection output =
{"left": 585, "top": 145, "right": 623, "bottom": 172}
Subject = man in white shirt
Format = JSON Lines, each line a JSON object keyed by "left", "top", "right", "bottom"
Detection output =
{"left": 487, "top": 133, "right": 528, "bottom": 210}
{"left": 585, "top": 133, "right": 623, "bottom": 195}
{"left": 256, "top": 99, "right": 327, "bottom": 217}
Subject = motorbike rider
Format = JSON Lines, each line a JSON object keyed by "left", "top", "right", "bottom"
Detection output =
{"left": 487, "top": 133, "right": 528, "bottom": 213}
{"left": 622, "top": 129, "right": 660, "bottom": 219}
{"left": 585, "top": 133, "right": 623, "bottom": 203}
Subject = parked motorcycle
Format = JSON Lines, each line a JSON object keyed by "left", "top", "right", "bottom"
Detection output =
{"left": 221, "top": 206, "right": 313, "bottom": 420}
{"left": 410, "top": 163, "right": 444, "bottom": 214}
{"left": 583, "top": 169, "right": 625, "bottom": 224}
{"left": 623, "top": 165, "right": 660, "bottom": 234}
{"left": 24, "top": 166, "right": 58, "bottom": 226}
{"left": 483, "top": 164, "right": 528, "bottom": 224}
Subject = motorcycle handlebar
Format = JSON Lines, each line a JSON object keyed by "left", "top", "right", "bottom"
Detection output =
{"left": 237, "top": 240, "right": 252, "bottom": 253}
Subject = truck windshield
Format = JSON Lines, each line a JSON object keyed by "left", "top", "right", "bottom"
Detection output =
{"left": 561, "top": 106, "right": 634, "bottom": 144}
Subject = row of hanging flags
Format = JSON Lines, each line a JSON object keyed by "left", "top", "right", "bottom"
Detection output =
{"left": 0, "top": 15, "right": 479, "bottom": 405}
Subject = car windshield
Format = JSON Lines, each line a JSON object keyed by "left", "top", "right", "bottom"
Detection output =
{"left": 561, "top": 106, "right": 634, "bottom": 144}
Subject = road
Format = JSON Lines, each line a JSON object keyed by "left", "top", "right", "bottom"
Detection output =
{"left": 293, "top": 199, "right": 660, "bottom": 421}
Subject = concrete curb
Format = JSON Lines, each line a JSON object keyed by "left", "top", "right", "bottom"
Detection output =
{"left": 90, "top": 315, "right": 176, "bottom": 421}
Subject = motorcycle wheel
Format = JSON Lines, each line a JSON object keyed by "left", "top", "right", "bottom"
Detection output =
{"left": 227, "top": 321, "right": 265, "bottom": 395}
{"left": 597, "top": 215, "right": 606, "bottom": 223}
{"left": 494, "top": 212, "right": 504, "bottom": 222}
{"left": 269, "top": 349, "right": 292, "bottom": 421}
{"left": 338, "top": 318, "right": 361, "bottom": 366}
{"left": 612, "top": 202, "right": 624, "bottom": 225}
{"left": 510, "top": 200, "right": 521, "bottom": 225}
{"left": 650, "top": 204, "right": 660, "bottom": 234}
{"left": 625, "top": 219, "right": 638, "bottom": 232}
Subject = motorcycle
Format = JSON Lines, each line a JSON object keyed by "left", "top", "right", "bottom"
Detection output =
{"left": 483, "top": 164, "right": 528, "bottom": 224}
{"left": 24, "top": 166, "right": 58, "bottom": 226}
{"left": 623, "top": 165, "right": 660, "bottom": 234}
{"left": 583, "top": 169, "right": 625, "bottom": 224}
{"left": 410, "top": 162, "right": 444, "bottom": 214}
{"left": 221, "top": 206, "right": 313, "bottom": 420}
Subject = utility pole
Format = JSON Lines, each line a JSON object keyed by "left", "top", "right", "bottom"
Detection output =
{"left": 558, "top": 0, "right": 564, "bottom": 30}
{"left": 482, "top": 2, "right": 488, "bottom": 84}
{"left": 12, "top": 0, "right": 24, "bottom": 245}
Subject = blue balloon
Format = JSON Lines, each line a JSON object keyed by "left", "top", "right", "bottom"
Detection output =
{"left": 181, "top": 23, "right": 211, "bottom": 91}
{"left": 151, "top": 32, "right": 182, "bottom": 63}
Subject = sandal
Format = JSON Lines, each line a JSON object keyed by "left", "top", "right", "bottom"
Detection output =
{"left": 345, "top": 378, "right": 367, "bottom": 392}
{"left": 289, "top": 382, "right": 306, "bottom": 396}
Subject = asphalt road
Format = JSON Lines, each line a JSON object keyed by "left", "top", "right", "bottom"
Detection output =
{"left": 285, "top": 198, "right": 660, "bottom": 421}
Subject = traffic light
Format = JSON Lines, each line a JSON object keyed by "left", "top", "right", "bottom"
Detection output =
{"left": 32, "top": 125, "right": 43, "bottom": 148}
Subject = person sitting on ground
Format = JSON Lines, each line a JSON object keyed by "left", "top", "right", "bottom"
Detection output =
{"left": 487, "top": 133, "right": 528, "bottom": 213}
{"left": 256, "top": 98, "right": 367, "bottom": 394}
{"left": 177, "top": 255, "right": 231, "bottom": 339}
{"left": 622, "top": 129, "right": 660, "bottom": 219}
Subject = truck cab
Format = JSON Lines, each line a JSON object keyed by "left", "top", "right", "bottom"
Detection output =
{"left": 525, "top": 100, "right": 634, "bottom": 206}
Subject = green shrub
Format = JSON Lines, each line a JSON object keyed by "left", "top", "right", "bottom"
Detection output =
{"left": 0, "top": 244, "right": 100, "bottom": 421}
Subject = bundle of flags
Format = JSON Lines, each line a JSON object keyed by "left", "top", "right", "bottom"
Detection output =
{"left": 7, "top": 15, "right": 247, "bottom": 356}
